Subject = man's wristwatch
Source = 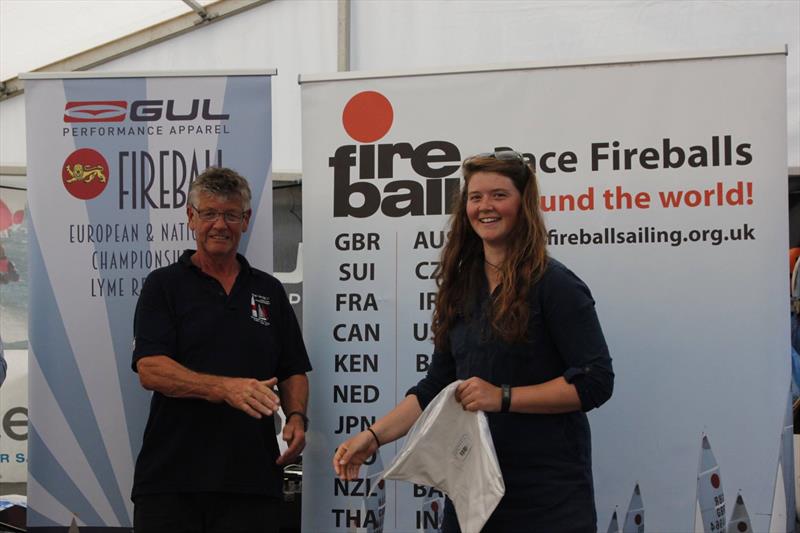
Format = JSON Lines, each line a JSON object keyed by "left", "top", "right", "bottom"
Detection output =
{"left": 286, "top": 411, "right": 309, "bottom": 431}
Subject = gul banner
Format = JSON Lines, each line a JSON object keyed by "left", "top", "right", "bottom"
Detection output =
{"left": 22, "top": 71, "right": 274, "bottom": 530}
{"left": 299, "top": 50, "right": 791, "bottom": 532}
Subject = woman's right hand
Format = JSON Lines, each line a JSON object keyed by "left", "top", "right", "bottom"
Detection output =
{"left": 332, "top": 430, "right": 379, "bottom": 480}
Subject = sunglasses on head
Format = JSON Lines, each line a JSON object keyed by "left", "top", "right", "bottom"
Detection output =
{"left": 471, "top": 148, "right": 528, "bottom": 165}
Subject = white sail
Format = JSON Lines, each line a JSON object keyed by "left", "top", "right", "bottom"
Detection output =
{"left": 768, "top": 389, "right": 796, "bottom": 533}
{"left": 696, "top": 501, "right": 705, "bottom": 533}
{"left": 768, "top": 391, "right": 796, "bottom": 532}
{"left": 785, "top": 392, "right": 797, "bottom": 530}
{"left": 622, "top": 484, "right": 644, "bottom": 533}
{"left": 695, "top": 435, "right": 727, "bottom": 533}
{"left": 768, "top": 461, "right": 786, "bottom": 533}
{"left": 606, "top": 509, "right": 620, "bottom": 533}
{"left": 727, "top": 493, "right": 753, "bottom": 533}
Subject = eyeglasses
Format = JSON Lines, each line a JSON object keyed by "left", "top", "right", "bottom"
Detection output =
{"left": 191, "top": 204, "right": 249, "bottom": 224}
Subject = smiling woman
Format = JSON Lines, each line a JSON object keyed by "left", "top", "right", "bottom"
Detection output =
{"left": 334, "top": 149, "right": 614, "bottom": 533}
{"left": 442, "top": 151, "right": 548, "bottom": 344}
{"left": 465, "top": 171, "right": 522, "bottom": 266}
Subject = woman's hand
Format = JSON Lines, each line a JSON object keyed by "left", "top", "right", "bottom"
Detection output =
{"left": 455, "top": 377, "right": 502, "bottom": 412}
{"left": 332, "top": 430, "right": 380, "bottom": 480}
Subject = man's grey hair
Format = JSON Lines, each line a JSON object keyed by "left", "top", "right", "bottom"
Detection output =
{"left": 189, "top": 167, "right": 252, "bottom": 211}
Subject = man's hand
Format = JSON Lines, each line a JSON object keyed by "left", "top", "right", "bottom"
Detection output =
{"left": 136, "top": 356, "right": 283, "bottom": 418}
{"left": 223, "top": 376, "right": 280, "bottom": 419}
{"left": 275, "top": 373, "right": 309, "bottom": 464}
{"left": 276, "top": 414, "right": 306, "bottom": 465}
{"left": 455, "top": 377, "right": 502, "bottom": 412}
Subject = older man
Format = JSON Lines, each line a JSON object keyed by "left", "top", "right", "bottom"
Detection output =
{"left": 131, "top": 167, "right": 311, "bottom": 533}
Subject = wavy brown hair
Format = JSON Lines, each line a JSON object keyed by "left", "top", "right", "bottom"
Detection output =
{"left": 431, "top": 154, "right": 548, "bottom": 351}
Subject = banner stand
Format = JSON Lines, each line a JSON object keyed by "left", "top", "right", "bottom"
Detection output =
{"left": 22, "top": 69, "right": 275, "bottom": 530}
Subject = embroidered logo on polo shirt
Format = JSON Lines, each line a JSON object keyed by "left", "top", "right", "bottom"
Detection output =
{"left": 250, "top": 293, "right": 271, "bottom": 325}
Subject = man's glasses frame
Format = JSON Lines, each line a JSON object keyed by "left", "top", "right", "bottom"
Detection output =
{"left": 190, "top": 204, "right": 250, "bottom": 224}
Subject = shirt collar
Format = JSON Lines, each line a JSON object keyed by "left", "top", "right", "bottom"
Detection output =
{"left": 178, "top": 249, "right": 253, "bottom": 274}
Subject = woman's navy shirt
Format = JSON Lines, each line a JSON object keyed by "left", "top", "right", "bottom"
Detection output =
{"left": 408, "top": 258, "right": 614, "bottom": 532}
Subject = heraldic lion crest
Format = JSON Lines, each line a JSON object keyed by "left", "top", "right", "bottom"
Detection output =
{"left": 65, "top": 163, "right": 107, "bottom": 184}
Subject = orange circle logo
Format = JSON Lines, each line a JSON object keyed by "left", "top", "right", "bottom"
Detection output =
{"left": 342, "top": 91, "right": 394, "bottom": 143}
{"left": 62, "top": 148, "right": 110, "bottom": 200}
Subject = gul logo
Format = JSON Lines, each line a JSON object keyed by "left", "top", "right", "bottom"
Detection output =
{"left": 62, "top": 148, "right": 110, "bottom": 200}
{"left": 64, "top": 101, "right": 127, "bottom": 123}
{"left": 63, "top": 99, "right": 230, "bottom": 123}
{"left": 331, "top": 91, "right": 462, "bottom": 218}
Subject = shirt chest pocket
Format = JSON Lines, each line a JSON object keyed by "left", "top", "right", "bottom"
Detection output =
{"left": 174, "top": 300, "right": 220, "bottom": 357}
{"left": 449, "top": 320, "right": 503, "bottom": 381}
{"left": 238, "top": 314, "right": 280, "bottom": 376}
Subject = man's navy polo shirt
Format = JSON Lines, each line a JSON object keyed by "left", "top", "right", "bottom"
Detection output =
{"left": 131, "top": 250, "right": 311, "bottom": 499}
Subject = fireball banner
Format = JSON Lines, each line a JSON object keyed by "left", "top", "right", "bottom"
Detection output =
{"left": 22, "top": 71, "right": 274, "bottom": 530}
{"left": 299, "top": 50, "right": 790, "bottom": 532}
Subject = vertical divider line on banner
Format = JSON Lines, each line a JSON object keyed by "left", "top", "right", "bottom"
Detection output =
{"left": 394, "top": 229, "right": 399, "bottom": 530}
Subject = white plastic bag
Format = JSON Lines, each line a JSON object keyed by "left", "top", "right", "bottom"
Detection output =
{"left": 382, "top": 381, "right": 505, "bottom": 533}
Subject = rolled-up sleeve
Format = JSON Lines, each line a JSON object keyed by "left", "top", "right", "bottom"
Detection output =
{"left": 541, "top": 263, "right": 614, "bottom": 412}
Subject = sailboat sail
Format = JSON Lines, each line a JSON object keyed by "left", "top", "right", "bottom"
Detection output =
{"left": 606, "top": 509, "right": 620, "bottom": 533}
{"left": 622, "top": 484, "right": 644, "bottom": 533}
{"left": 694, "top": 435, "right": 726, "bottom": 533}
{"left": 727, "top": 493, "right": 752, "bottom": 533}
{"left": 783, "top": 392, "right": 796, "bottom": 530}
{"left": 768, "top": 391, "right": 795, "bottom": 533}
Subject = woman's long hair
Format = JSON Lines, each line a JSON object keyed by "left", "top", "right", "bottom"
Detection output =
{"left": 431, "top": 154, "right": 548, "bottom": 351}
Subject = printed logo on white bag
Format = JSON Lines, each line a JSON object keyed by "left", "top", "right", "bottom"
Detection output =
{"left": 452, "top": 434, "right": 472, "bottom": 461}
